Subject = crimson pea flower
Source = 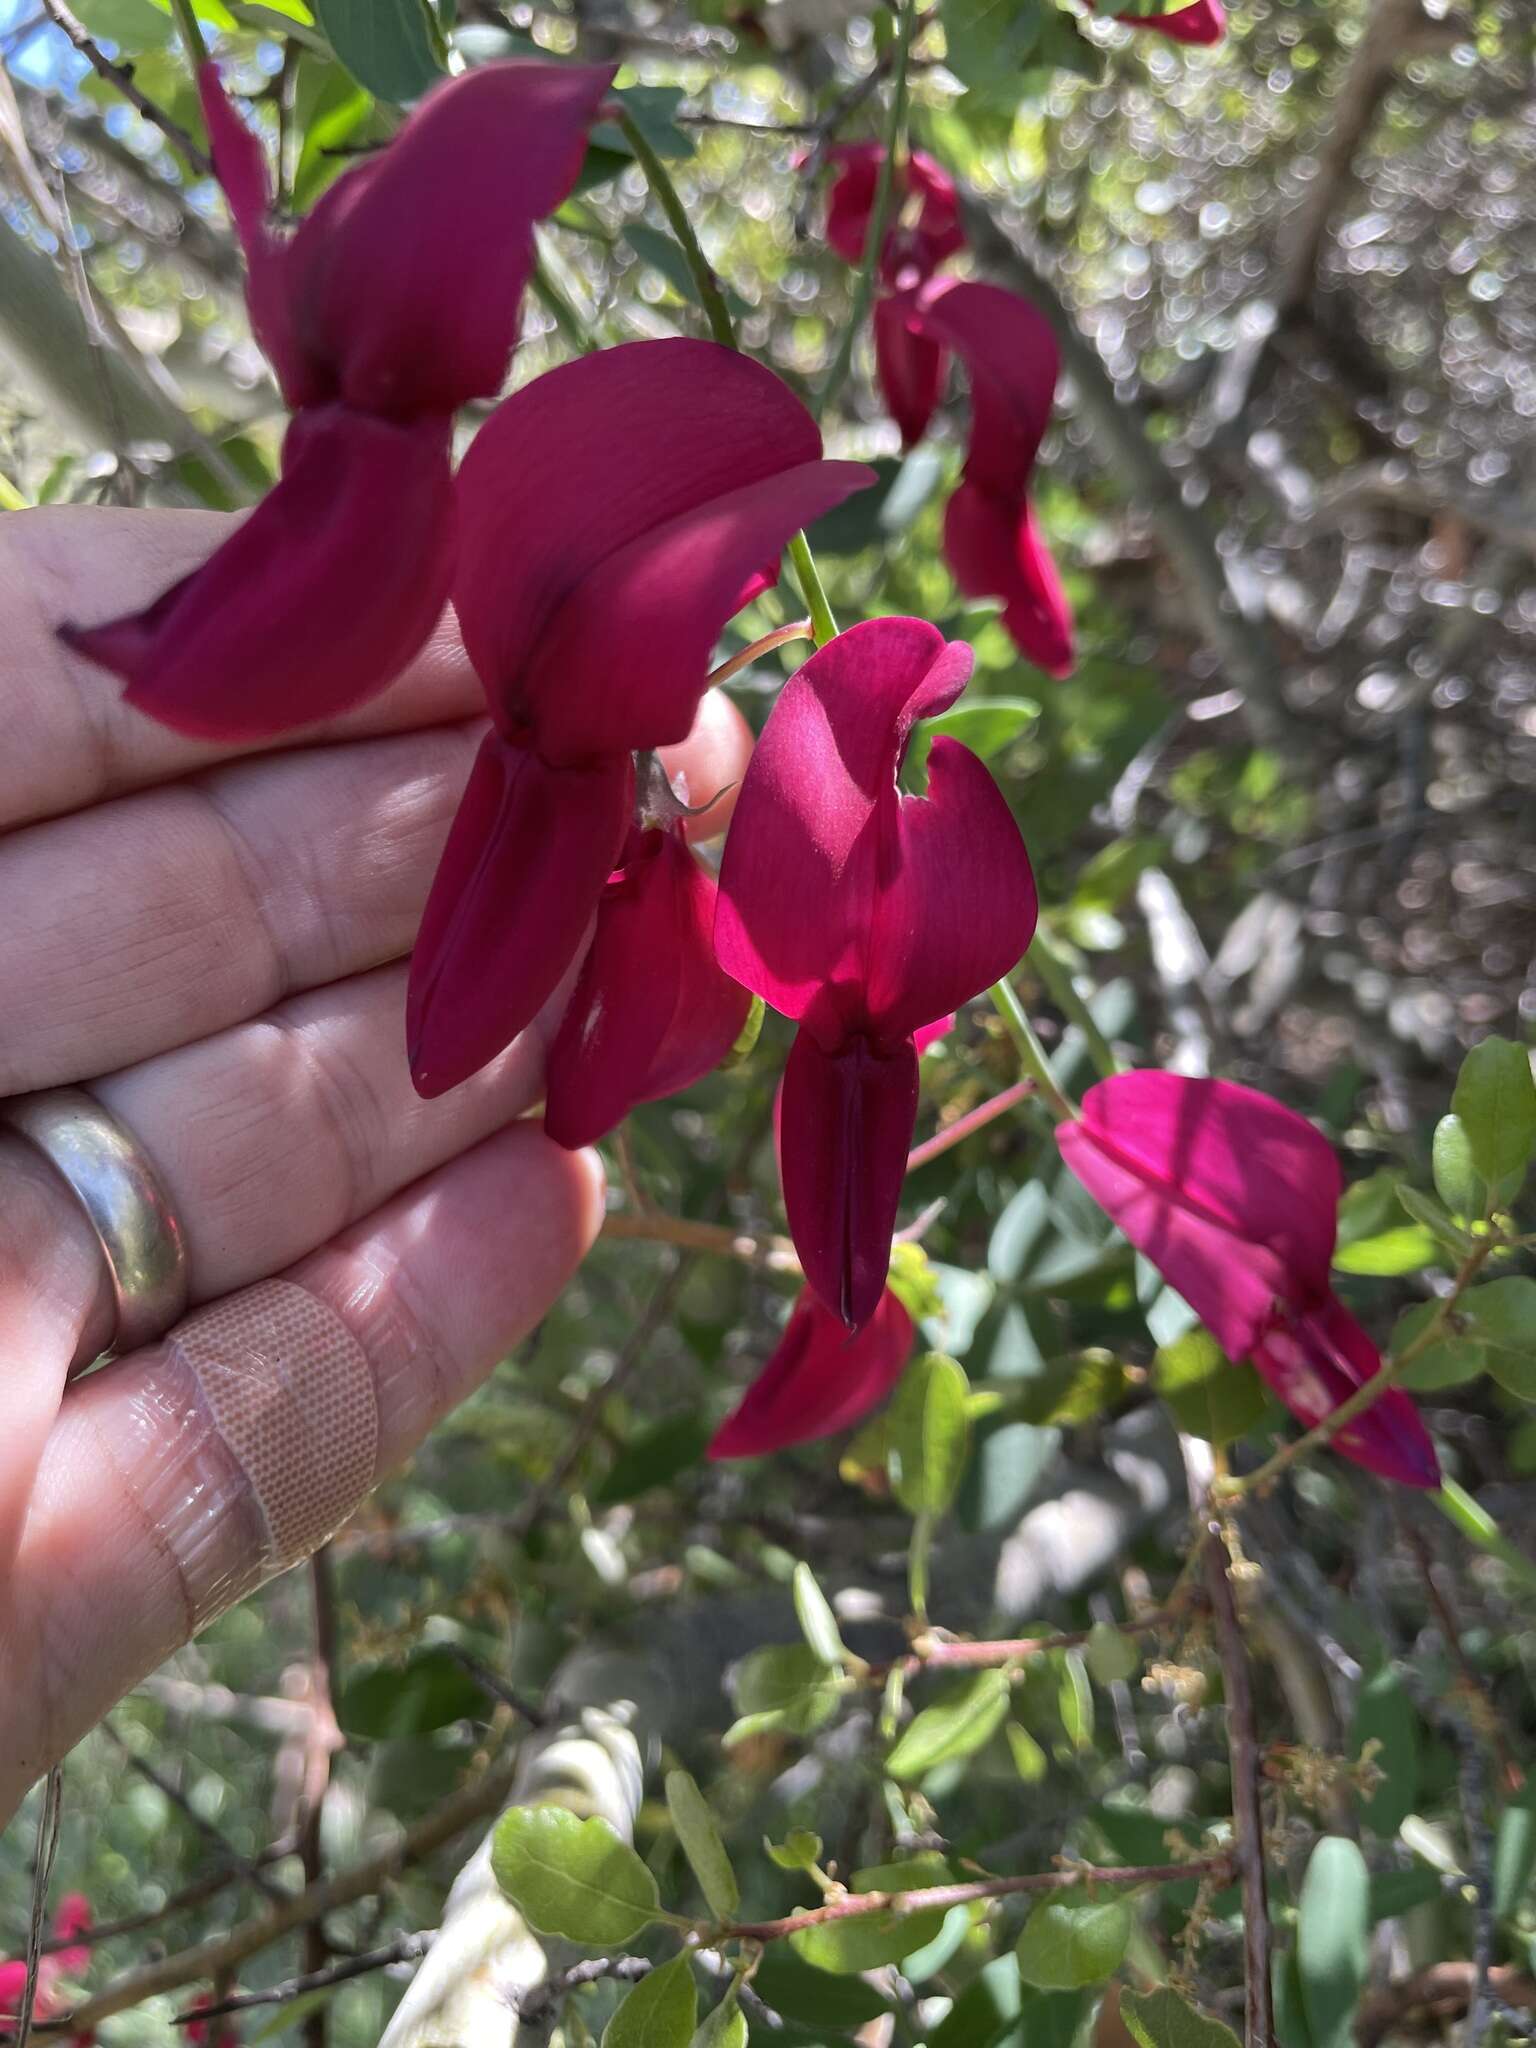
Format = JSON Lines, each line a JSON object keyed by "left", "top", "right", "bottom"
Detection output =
{"left": 709, "top": 1286, "right": 915, "bottom": 1457}
{"left": 543, "top": 823, "right": 752, "bottom": 1149}
{"left": 913, "top": 277, "right": 1074, "bottom": 677}
{"left": 60, "top": 59, "right": 615, "bottom": 740}
{"left": 407, "top": 339, "right": 873, "bottom": 1097}
{"left": 716, "top": 616, "right": 1038, "bottom": 1329}
{"left": 824, "top": 143, "right": 965, "bottom": 284}
{"left": 1094, "top": 0, "right": 1225, "bottom": 42}
{"left": 1056, "top": 1072, "right": 1439, "bottom": 1487}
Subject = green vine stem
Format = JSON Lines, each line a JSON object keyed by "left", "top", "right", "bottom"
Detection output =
{"left": 816, "top": 0, "right": 921, "bottom": 422}
{"left": 989, "top": 976, "right": 1076, "bottom": 1122}
{"left": 167, "top": 0, "right": 208, "bottom": 66}
{"left": 1435, "top": 1478, "right": 1536, "bottom": 1596}
{"left": 1030, "top": 926, "right": 1120, "bottom": 1079}
{"left": 786, "top": 530, "right": 839, "bottom": 644}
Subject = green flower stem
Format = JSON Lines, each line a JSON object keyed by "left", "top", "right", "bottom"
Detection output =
{"left": 989, "top": 977, "right": 1076, "bottom": 1123}
{"left": 787, "top": 530, "right": 838, "bottom": 645}
{"left": 816, "top": 0, "right": 920, "bottom": 423}
{"left": 617, "top": 107, "right": 838, "bottom": 647}
{"left": 168, "top": 0, "right": 208, "bottom": 65}
{"left": 616, "top": 107, "right": 736, "bottom": 350}
{"left": 1029, "top": 927, "right": 1120, "bottom": 1079}
{"left": 1434, "top": 1478, "right": 1536, "bottom": 1596}
{"left": 531, "top": 253, "right": 597, "bottom": 356}
{"left": 1226, "top": 1235, "right": 1495, "bottom": 1498}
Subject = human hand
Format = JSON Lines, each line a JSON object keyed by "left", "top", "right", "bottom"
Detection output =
{"left": 0, "top": 508, "right": 752, "bottom": 1827}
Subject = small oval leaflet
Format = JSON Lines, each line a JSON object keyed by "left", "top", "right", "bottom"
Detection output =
{"left": 491, "top": 1805, "right": 661, "bottom": 1946}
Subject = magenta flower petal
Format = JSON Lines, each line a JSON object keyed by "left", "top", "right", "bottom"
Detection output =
{"left": 407, "top": 737, "right": 632, "bottom": 1097}
{"left": 198, "top": 64, "right": 304, "bottom": 399}
{"left": 943, "top": 484, "right": 1074, "bottom": 678}
{"left": 60, "top": 408, "right": 455, "bottom": 740}
{"left": 875, "top": 291, "right": 948, "bottom": 448}
{"left": 1110, "top": 0, "right": 1225, "bottom": 41}
{"left": 824, "top": 144, "right": 965, "bottom": 282}
{"left": 864, "top": 736, "right": 1038, "bottom": 1042}
{"left": 1253, "top": 1298, "right": 1439, "bottom": 1488}
{"left": 1062, "top": 1073, "right": 1344, "bottom": 1307}
{"left": 266, "top": 62, "right": 614, "bottom": 414}
{"left": 544, "top": 827, "right": 751, "bottom": 1148}
{"left": 915, "top": 1013, "right": 957, "bottom": 1054}
{"left": 715, "top": 618, "right": 975, "bottom": 1021}
{"left": 779, "top": 1028, "right": 920, "bottom": 1328}
{"left": 709, "top": 1286, "right": 916, "bottom": 1456}
{"left": 913, "top": 279, "right": 1075, "bottom": 673}
{"left": 453, "top": 339, "right": 873, "bottom": 751}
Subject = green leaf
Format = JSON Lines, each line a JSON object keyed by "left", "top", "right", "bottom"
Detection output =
{"left": 311, "top": 0, "right": 444, "bottom": 100}
{"left": 665, "top": 1769, "right": 739, "bottom": 1923}
{"left": 724, "top": 1644, "right": 841, "bottom": 1746}
{"left": 1494, "top": 1773, "right": 1536, "bottom": 1917}
{"left": 1006, "top": 1721, "right": 1048, "bottom": 1783}
{"left": 1368, "top": 1867, "right": 1443, "bottom": 1922}
{"left": 1458, "top": 1277, "right": 1536, "bottom": 1399}
{"left": 1005, "top": 1348, "right": 1131, "bottom": 1427}
{"left": 1394, "top": 1182, "right": 1476, "bottom": 1257}
{"left": 337, "top": 1645, "right": 489, "bottom": 1739}
{"left": 886, "top": 1670, "right": 1011, "bottom": 1779}
{"left": 1057, "top": 1650, "right": 1093, "bottom": 1750}
{"left": 688, "top": 1993, "right": 745, "bottom": 2048}
{"left": 748, "top": 1950, "right": 888, "bottom": 2029}
{"left": 764, "top": 1828, "right": 823, "bottom": 1872}
{"left": 1086, "top": 1623, "right": 1141, "bottom": 1687}
{"left": 1349, "top": 1663, "right": 1419, "bottom": 1836}
{"left": 1432, "top": 1114, "right": 1484, "bottom": 1219}
{"left": 603, "top": 1957, "right": 697, "bottom": 2048}
{"left": 1119, "top": 1987, "right": 1240, "bottom": 2048}
{"left": 1331, "top": 1225, "right": 1439, "bottom": 1277}
{"left": 792, "top": 1563, "right": 846, "bottom": 1668}
{"left": 888, "top": 1354, "right": 970, "bottom": 1516}
{"left": 1390, "top": 1301, "right": 1486, "bottom": 1392}
{"left": 1015, "top": 1895, "right": 1131, "bottom": 1989}
{"left": 594, "top": 1414, "right": 711, "bottom": 1505}
{"left": 491, "top": 1807, "right": 660, "bottom": 1946}
{"left": 1297, "top": 1836, "right": 1371, "bottom": 2048}
{"left": 73, "top": 0, "right": 175, "bottom": 45}
{"left": 1152, "top": 1330, "right": 1269, "bottom": 1446}
{"left": 581, "top": 85, "right": 696, "bottom": 188}
{"left": 1451, "top": 1036, "right": 1536, "bottom": 1194}
{"left": 789, "top": 1855, "right": 952, "bottom": 1974}
{"left": 908, "top": 698, "right": 1039, "bottom": 781}
{"left": 623, "top": 223, "right": 751, "bottom": 321}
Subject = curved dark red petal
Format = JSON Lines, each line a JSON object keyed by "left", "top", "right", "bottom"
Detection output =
{"left": 61, "top": 408, "right": 454, "bottom": 740}
{"left": 915, "top": 278, "right": 1058, "bottom": 495}
{"left": 528, "top": 459, "right": 873, "bottom": 762}
{"left": 286, "top": 60, "right": 615, "bottom": 418}
{"left": 779, "top": 1028, "right": 919, "bottom": 1330}
{"left": 824, "top": 144, "right": 964, "bottom": 281}
{"left": 875, "top": 292, "right": 948, "bottom": 448}
{"left": 823, "top": 143, "right": 883, "bottom": 265}
{"left": 715, "top": 616, "right": 973, "bottom": 1022}
{"left": 1064, "top": 1073, "right": 1345, "bottom": 1306}
{"left": 906, "top": 151, "right": 965, "bottom": 267}
{"left": 544, "top": 830, "right": 750, "bottom": 1148}
{"left": 197, "top": 64, "right": 306, "bottom": 403}
{"left": 1111, "top": 0, "right": 1225, "bottom": 40}
{"left": 407, "top": 738, "right": 631, "bottom": 1098}
{"left": 943, "top": 482, "right": 1074, "bottom": 676}
{"left": 864, "top": 736, "right": 1038, "bottom": 1042}
{"left": 708, "top": 1286, "right": 915, "bottom": 1457}
{"left": 454, "top": 338, "right": 872, "bottom": 739}
{"left": 1253, "top": 1296, "right": 1439, "bottom": 1488}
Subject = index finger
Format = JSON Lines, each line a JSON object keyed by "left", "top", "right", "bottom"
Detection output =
{"left": 0, "top": 506, "right": 484, "bottom": 833}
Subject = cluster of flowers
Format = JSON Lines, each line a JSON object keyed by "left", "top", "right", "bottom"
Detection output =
{"left": 65, "top": 49, "right": 1435, "bottom": 1493}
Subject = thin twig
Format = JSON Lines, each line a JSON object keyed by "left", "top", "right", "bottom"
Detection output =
{"left": 1201, "top": 1523, "right": 1275, "bottom": 2048}
{"left": 34, "top": 0, "right": 212, "bottom": 174}
{"left": 15, "top": 1770, "right": 64, "bottom": 2048}
{"left": 172, "top": 1931, "right": 437, "bottom": 2025}
{"left": 905, "top": 1080, "right": 1036, "bottom": 1172}
{"left": 299, "top": 1547, "right": 342, "bottom": 2048}
{"left": 102, "top": 1723, "right": 288, "bottom": 1904}
{"left": 721, "top": 1859, "right": 1232, "bottom": 1944}
{"left": 884, "top": 1600, "right": 1194, "bottom": 1678}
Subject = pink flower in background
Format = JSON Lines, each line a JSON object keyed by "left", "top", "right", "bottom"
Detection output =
{"left": 1056, "top": 1072, "right": 1439, "bottom": 1487}
{"left": 716, "top": 617, "right": 1037, "bottom": 1329}
{"left": 914, "top": 279, "right": 1074, "bottom": 677}
{"left": 61, "top": 60, "right": 615, "bottom": 739}
{"left": 710, "top": 1286, "right": 915, "bottom": 1456}
{"left": 544, "top": 825, "right": 752, "bottom": 1149}
{"left": 824, "top": 143, "right": 965, "bottom": 285}
{"left": 407, "top": 339, "right": 873, "bottom": 1097}
{"left": 1097, "top": 0, "right": 1226, "bottom": 43}
{"left": 1, "top": 1893, "right": 93, "bottom": 2043}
